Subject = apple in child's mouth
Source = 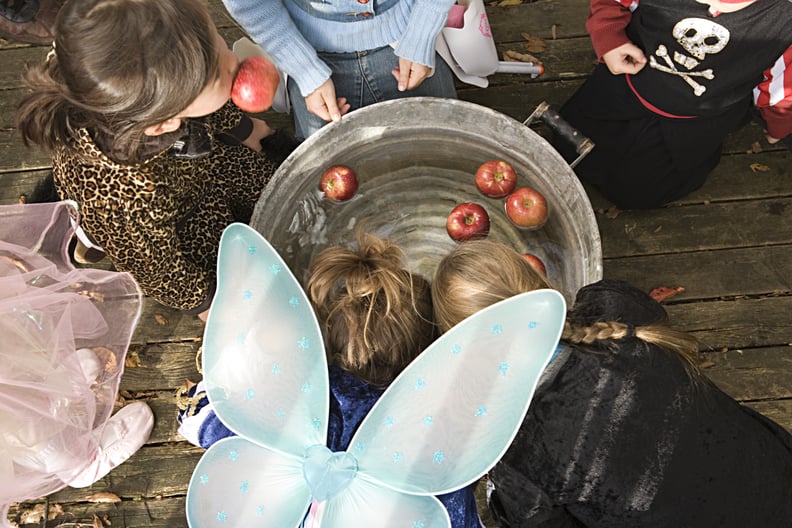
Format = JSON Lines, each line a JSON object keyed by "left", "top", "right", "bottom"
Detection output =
{"left": 231, "top": 56, "right": 280, "bottom": 113}
{"left": 505, "top": 187, "right": 548, "bottom": 230}
{"left": 319, "top": 165, "right": 358, "bottom": 202}
{"left": 446, "top": 203, "right": 490, "bottom": 242}
{"left": 475, "top": 160, "right": 518, "bottom": 199}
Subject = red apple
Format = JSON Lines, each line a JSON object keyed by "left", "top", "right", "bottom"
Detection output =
{"left": 475, "top": 160, "right": 518, "bottom": 198}
{"left": 319, "top": 165, "right": 358, "bottom": 202}
{"left": 521, "top": 253, "right": 547, "bottom": 277}
{"left": 446, "top": 203, "right": 490, "bottom": 242}
{"left": 231, "top": 56, "right": 280, "bottom": 113}
{"left": 504, "top": 187, "right": 548, "bottom": 229}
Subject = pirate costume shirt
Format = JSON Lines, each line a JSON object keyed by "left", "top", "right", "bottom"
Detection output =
{"left": 589, "top": 0, "right": 792, "bottom": 131}
{"left": 556, "top": 0, "right": 792, "bottom": 209}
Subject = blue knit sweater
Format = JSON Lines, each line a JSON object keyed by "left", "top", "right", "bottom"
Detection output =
{"left": 221, "top": 0, "right": 455, "bottom": 96}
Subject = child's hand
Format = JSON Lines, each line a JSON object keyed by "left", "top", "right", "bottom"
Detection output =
{"left": 391, "top": 58, "right": 431, "bottom": 91}
{"left": 305, "top": 79, "right": 351, "bottom": 124}
{"left": 602, "top": 42, "right": 647, "bottom": 75}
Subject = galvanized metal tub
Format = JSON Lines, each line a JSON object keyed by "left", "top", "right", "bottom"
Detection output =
{"left": 251, "top": 98, "right": 602, "bottom": 302}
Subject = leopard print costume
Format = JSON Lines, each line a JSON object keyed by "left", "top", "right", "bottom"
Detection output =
{"left": 53, "top": 102, "right": 277, "bottom": 313}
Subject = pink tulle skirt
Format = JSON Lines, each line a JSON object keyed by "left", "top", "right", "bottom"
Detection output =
{"left": 0, "top": 202, "right": 142, "bottom": 521}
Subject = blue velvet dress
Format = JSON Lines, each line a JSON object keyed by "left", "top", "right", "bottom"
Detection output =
{"left": 179, "top": 365, "right": 481, "bottom": 527}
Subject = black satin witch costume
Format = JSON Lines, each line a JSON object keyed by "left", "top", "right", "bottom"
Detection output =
{"left": 489, "top": 279, "right": 792, "bottom": 528}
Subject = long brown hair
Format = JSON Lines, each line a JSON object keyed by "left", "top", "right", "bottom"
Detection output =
{"left": 432, "top": 240, "right": 700, "bottom": 374}
{"left": 15, "top": 0, "right": 219, "bottom": 163}
{"left": 307, "top": 232, "right": 435, "bottom": 387}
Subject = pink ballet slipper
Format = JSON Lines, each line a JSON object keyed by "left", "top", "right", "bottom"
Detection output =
{"left": 66, "top": 402, "right": 154, "bottom": 488}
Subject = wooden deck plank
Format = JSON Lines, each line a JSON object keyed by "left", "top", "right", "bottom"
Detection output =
{"left": 604, "top": 245, "right": 792, "bottom": 301}
{"left": 598, "top": 198, "right": 792, "bottom": 258}
{"left": 665, "top": 296, "right": 792, "bottom": 350}
{"left": 702, "top": 346, "right": 792, "bottom": 402}
{"left": 8, "top": 496, "right": 188, "bottom": 528}
{"left": 121, "top": 342, "right": 202, "bottom": 392}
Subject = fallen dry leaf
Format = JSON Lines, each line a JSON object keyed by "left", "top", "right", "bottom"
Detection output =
{"left": 93, "top": 513, "right": 106, "bottom": 528}
{"left": 93, "top": 346, "right": 119, "bottom": 373}
{"left": 124, "top": 350, "right": 142, "bottom": 368}
{"left": 698, "top": 360, "right": 715, "bottom": 369}
{"left": 749, "top": 162, "right": 770, "bottom": 173}
{"left": 18, "top": 503, "right": 65, "bottom": 524}
{"left": 520, "top": 33, "right": 547, "bottom": 53}
{"left": 551, "top": 24, "right": 558, "bottom": 40}
{"left": 649, "top": 286, "right": 685, "bottom": 303}
{"left": 498, "top": 0, "right": 522, "bottom": 5}
{"left": 87, "top": 492, "right": 122, "bottom": 503}
{"left": 154, "top": 313, "right": 168, "bottom": 325}
{"left": 748, "top": 141, "right": 763, "bottom": 154}
{"left": 503, "top": 50, "right": 542, "bottom": 64}
{"left": 605, "top": 207, "right": 621, "bottom": 219}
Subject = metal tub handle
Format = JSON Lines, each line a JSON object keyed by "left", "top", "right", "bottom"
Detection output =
{"left": 524, "top": 101, "right": 594, "bottom": 169}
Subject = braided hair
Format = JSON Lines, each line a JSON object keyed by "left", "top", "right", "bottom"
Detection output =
{"left": 432, "top": 240, "right": 700, "bottom": 375}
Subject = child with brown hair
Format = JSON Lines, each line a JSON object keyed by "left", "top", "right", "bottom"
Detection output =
{"left": 178, "top": 231, "right": 481, "bottom": 527}
{"left": 433, "top": 239, "right": 792, "bottom": 528}
{"left": 15, "top": 0, "right": 295, "bottom": 319}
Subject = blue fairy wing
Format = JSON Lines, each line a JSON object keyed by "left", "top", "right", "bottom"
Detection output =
{"left": 186, "top": 437, "right": 311, "bottom": 528}
{"left": 315, "top": 477, "right": 450, "bottom": 528}
{"left": 201, "top": 223, "right": 329, "bottom": 455}
{"left": 348, "top": 289, "right": 566, "bottom": 495}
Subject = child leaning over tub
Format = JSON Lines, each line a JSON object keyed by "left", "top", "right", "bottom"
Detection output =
{"left": 177, "top": 231, "right": 483, "bottom": 527}
{"left": 432, "top": 239, "right": 792, "bottom": 528}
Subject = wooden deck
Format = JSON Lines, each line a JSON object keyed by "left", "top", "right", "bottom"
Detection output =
{"left": 3, "top": 0, "right": 791, "bottom": 526}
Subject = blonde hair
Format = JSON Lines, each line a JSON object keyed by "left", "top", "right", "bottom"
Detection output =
{"left": 307, "top": 232, "right": 435, "bottom": 387}
{"left": 433, "top": 240, "right": 700, "bottom": 374}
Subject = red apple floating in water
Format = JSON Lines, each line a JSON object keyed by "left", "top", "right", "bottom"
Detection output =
{"left": 231, "top": 56, "right": 280, "bottom": 113}
{"left": 446, "top": 202, "right": 490, "bottom": 242}
{"left": 319, "top": 165, "right": 358, "bottom": 202}
{"left": 475, "top": 160, "right": 518, "bottom": 199}
{"left": 521, "top": 252, "right": 547, "bottom": 277}
{"left": 505, "top": 187, "right": 548, "bottom": 230}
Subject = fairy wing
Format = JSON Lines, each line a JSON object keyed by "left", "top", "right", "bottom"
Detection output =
{"left": 187, "top": 223, "right": 329, "bottom": 527}
{"left": 201, "top": 222, "right": 329, "bottom": 454}
{"left": 348, "top": 288, "right": 566, "bottom": 496}
{"left": 186, "top": 436, "right": 312, "bottom": 527}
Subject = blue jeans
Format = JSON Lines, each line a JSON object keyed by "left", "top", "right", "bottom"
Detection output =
{"left": 288, "top": 45, "right": 457, "bottom": 140}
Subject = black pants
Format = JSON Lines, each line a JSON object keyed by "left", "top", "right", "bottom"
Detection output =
{"left": 555, "top": 65, "right": 751, "bottom": 209}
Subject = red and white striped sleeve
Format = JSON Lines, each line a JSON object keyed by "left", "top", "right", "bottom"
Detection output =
{"left": 754, "top": 45, "right": 792, "bottom": 140}
{"left": 586, "top": 0, "right": 637, "bottom": 60}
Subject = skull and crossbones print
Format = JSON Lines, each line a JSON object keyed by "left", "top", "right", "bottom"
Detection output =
{"left": 649, "top": 18, "right": 730, "bottom": 96}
